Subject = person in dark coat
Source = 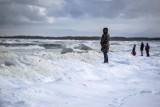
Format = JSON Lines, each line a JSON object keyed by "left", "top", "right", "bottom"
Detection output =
{"left": 100, "top": 27, "right": 110, "bottom": 63}
{"left": 131, "top": 44, "right": 136, "bottom": 56}
{"left": 140, "top": 42, "right": 144, "bottom": 56}
{"left": 145, "top": 43, "right": 150, "bottom": 57}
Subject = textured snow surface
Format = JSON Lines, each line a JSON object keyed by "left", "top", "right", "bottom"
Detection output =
{"left": 0, "top": 39, "right": 160, "bottom": 107}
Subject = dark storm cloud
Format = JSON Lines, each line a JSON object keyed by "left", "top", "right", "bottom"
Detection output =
{"left": 47, "top": 0, "right": 160, "bottom": 19}
{"left": 0, "top": 0, "right": 160, "bottom": 26}
{"left": 47, "top": 0, "right": 126, "bottom": 18}
{"left": 0, "top": 0, "right": 160, "bottom": 36}
{"left": 0, "top": 0, "right": 47, "bottom": 27}
{"left": 123, "top": 0, "right": 160, "bottom": 18}
{"left": 0, "top": 6, "right": 44, "bottom": 25}
{"left": 0, "top": 0, "right": 41, "bottom": 7}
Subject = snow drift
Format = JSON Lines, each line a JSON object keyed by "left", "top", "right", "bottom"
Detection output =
{"left": 0, "top": 40, "right": 160, "bottom": 107}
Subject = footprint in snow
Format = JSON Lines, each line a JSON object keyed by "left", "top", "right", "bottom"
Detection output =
{"left": 140, "top": 90, "right": 152, "bottom": 94}
{"left": 140, "top": 90, "right": 160, "bottom": 95}
{"left": 115, "top": 61, "right": 130, "bottom": 65}
{"left": 54, "top": 77, "right": 63, "bottom": 82}
{"left": 108, "top": 98, "right": 123, "bottom": 107}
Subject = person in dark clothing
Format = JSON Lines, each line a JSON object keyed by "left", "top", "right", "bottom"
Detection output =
{"left": 145, "top": 43, "right": 150, "bottom": 57}
{"left": 131, "top": 44, "right": 136, "bottom": 56}
{"left": 140, "top": 42, "right": 144, "bottom": 56}
{"left": 100, "top": 27, "right": 110, "bottom": 63}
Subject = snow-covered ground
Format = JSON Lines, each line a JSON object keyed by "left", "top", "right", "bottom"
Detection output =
{"left": 0, "top": 39, "right": 160, "bottom": 107}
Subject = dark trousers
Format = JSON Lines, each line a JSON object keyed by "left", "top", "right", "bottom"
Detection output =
{"left": 103, "top": 52, "right": 108, "bottom": 63}
{"left": 146, "top": 50, "right": 150, "bottom": 57}
{"left": 141, "top": 51, "right": 143, "bottom": 56}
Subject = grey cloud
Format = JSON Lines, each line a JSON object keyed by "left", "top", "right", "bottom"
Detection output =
{"left": 123, "top": 0, "right": 160, "bottom": 18}
{"left": 0, "top": 0, "right": 160, "bottom": 36}
{"left": 0, "top": 0, "right": 159, "bottom": 26}
{"left": 47, "top": 0, "right": 160, "bottom": 19}
{"left": 0, "top": 1, "right": 47, "bottom": 27}
{"left": 47, "top": 0, "right": 126, "bottom": 18}
{"left": 0, "top": 0, "right": 41, "bottom": 7}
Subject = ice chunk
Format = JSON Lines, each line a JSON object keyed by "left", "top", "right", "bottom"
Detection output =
{"left": 5, "top": 59, "right": 16, "bottom": 66}
{"left": 61, "top": 48, "right": 74, "bottom": 54}
{"left": 74, "top": 44, "right": 92, "bottom": 50}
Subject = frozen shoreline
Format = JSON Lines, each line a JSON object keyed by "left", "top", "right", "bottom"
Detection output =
{"left": 0, "top": 40, "right": 160, "bottom": 107}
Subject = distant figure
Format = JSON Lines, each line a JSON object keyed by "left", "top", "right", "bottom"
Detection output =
{"left": 131, "top": 44, "right": 136, "bottom": 56}
{"left": 100, "top": 27, "right": 110, "bottom": 63}
{"left": 140, "top": 42, "right": 144, "bottom": 56}
{"left": 145, "top": 43, "right": 150, "bottom": 57}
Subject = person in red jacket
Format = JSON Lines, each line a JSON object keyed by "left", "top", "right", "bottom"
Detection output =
{"left": 145, "top": 43, "right": 150, "bottom": 57}
{"left": 131, "top": 44, "right": 136, "bottom": 56}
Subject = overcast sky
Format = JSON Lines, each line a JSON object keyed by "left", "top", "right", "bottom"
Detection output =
{"left": 0, "top": 0, "right": 160, "bottom": 37}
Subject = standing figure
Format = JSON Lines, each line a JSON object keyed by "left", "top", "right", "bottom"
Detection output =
{"left": 100, "top": 27, "right": 110, "bottom": 63}
{"left": 131, "top": 44, "right": 136, "bottom": 56}
{"left": 145, "top": 43, "right": 150, "bottom": 57}
{"left": 140, "top": 42, "right": 144, "bottom": 56}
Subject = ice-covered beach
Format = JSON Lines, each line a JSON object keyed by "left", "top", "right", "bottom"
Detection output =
{"left": 0, "top": 39, "right": 160, "bottom": 107}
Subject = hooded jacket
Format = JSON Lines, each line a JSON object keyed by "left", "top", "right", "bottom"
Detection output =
{"left": 101, "top": 33, "right": 110, "bottom": 52}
